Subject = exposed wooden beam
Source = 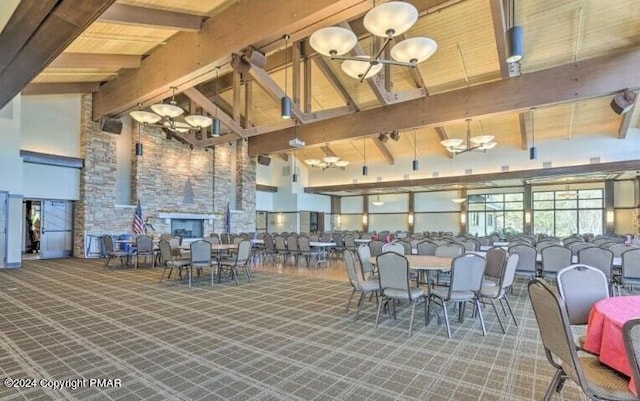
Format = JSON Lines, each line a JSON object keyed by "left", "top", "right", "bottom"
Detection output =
{"left": 305, "top": 160, "right": 640, "bottom": 193}
{"left": 22, "top": 82, "right": 100, "bottom": 96}
{"left": 372, "top": 138, "right": 394, "bottom": 165}
{"left": 49, "top": 52, "right": 141, "bottom": 69}
{"left": 93, "top": 0, "right": 371, "bottom": 119}
{"left": 320, "top": 146, "right": 337, "bottom": 157}
{"left": 232, "top": 69, "right": 242, "bottom": 123}
{"left": 98, "top": 3, "right": 203, "bottom": 31}
{"left": 292, "top": 41, "right": 301, "bottom": 106}
{"left": 245, "top": 80, "right": 254, "bottom": 128}
{"left": 276, "top": 154, "right": 289, "bottom": 162}
{"left": 249, "top": 49, "right": 640, "bottom": 156}
{"left": 0, "top": 0, "right": 117, "bottom": 109}
{"left": 182, "top": 87, "right": 244, "bottom": 137}
{"left": 303, "top": 45, "right": 313, "bottom": 113}
{"left": 313, "top": 56, "right": 359, "bottom": 110}
{"left": 236, "top": 52, "right": 308, "bottom": 123}
{"left": 434, "top": 126, "right": 453, "bottom": 159}
{"left": 519, "top": 111, "right": 531, "bottom": 150}
{"left": 618, "top": 91, "right": 638, "bottom": 139}
{"left": 489, "top": 0, "right": 509, "bottom": 79}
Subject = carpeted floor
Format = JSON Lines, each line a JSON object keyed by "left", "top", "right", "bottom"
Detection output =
{"left": 0, "top": 258, "right": 615, "bottom": 400}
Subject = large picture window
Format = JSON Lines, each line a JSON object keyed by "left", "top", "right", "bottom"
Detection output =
{"left": 532, "top": 189, "right": 603, "bottom": 237}
{"left": 467, "top": 193, "right": 523, "bottom": 236}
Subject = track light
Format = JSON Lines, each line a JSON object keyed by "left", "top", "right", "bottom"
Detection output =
{"left": 135, "top": 143, "right": 143, "bottom": 156}
{"left": 389, "top": 130, "right": 400, "bottom": 141}
{"left": 507, "top": 26, "right": 523, "bottom": 63}
{"left": 378, "top": 133, "right": 388, "bottom": 143}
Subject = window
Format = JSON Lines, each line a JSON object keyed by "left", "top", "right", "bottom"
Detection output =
{"left": 532, "top": 189, "right": 603, "bottom": 237}
{"left": 467, "top": 193, "right": 524, "bottom": 236}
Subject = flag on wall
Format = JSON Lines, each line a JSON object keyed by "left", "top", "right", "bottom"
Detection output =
{"left": 133, "top": 199, "right": 145, "bottom": 234}
{"left": 225, "top": 203, "right": 231, "bottom": 234}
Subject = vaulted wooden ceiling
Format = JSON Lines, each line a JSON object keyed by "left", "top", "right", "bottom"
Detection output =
{"left": 2, "top": 0, "right": 639, "bottom": 166}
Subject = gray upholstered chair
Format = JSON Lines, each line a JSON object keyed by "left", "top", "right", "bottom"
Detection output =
{"left": 480, "top": 254, "right": 519, "bottom": 333}
{"left": 435, "top": 243, "right": 464, "bottom": 257}
{"left": 619, "top": 248, "right": 640, "bottom": 290}
{"left": 623, "top": 318, "right": 640, "bottom": 396}
{"left": 508, "top": 244, "right": 538, "bottom": 280}
{"left": 528, "top": 279, "right": 636, "bottom": 401}
{"left": 428, "top": 253, "right": 487, "bottom": 338}
{"left": 416, "top": 240, "right": 437, "bottom": 255}
{"left": 382, "top": 242, "right": 405, "bottom": 255}
{"left": 158, "top": 239, "right": 190, "bottom": 283}
{"left": 375, "top": 252, "right": 427, "bottom": 337}
{"left": 297, "top": 236, "right": 314, "bottom": 267}
{"left": 357, "top": 243, "right": 376, "bottom": 278}
{"left": 134, "top": 234, "right": 154, "bottom": 268}
{"left": 483, "top": 247, "right": 507, "bottom": 287}
{"left": 368, "top": 240, "right": 384, "bottom": 257}
{"left": 577, "top": 247, "right": 615, "bottom": 294}
{"left": 189, "top": 240, "right": 211, "bottom": 288}
{"left": 102, "top": 234, "right": 129, "bottom": 269}
{"left": 344, "top": 250, "right": 380, "bottom": 322}
{"left": 218, "top": 240, "right": 252, "bottom": 285}
{"left": 540, "top": 245, "right": 572, "bottom": 279}
{"left": 396, "top": 240, "right": 412, "bottom": 255}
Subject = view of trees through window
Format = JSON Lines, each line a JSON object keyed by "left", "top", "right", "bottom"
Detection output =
{"left": 532, "top": 189, "right": 603, "bottom": 237}
{"left": 467, "top": 193, "right": 523, "bottom": 236}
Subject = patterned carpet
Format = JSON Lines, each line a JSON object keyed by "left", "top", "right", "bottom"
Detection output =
{"left": 0, "top": 258, "right": 610, "bottom": 401}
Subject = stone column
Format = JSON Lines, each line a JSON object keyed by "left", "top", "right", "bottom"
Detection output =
{"left": 235, "top": 138, "right": 256, "bottom": 232}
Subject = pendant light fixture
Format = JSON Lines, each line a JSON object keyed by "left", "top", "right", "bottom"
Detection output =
{"left": 362, "top": 139, "right": 368, "bottom": 176}
{"left": 412, "top": 128, "right": 419, "bottom": 171}
{"left": 135, "top": 123, "right": 143, "bottom": 156}
{"left": 506, "top": 0, "right": 524, "bottom": 63}
{"left": 529, "top": 108, "right": 538, "bottom": 160}
{"left": 281, "top": 34, "right": 292, "bottom": 119}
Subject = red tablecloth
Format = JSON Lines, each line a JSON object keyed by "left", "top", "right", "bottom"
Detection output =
{"left": 584, "top": 296, "right": 640, "bottom": 396}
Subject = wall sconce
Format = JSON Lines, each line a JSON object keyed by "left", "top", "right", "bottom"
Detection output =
{"left": 408, "top": 213, "right": 414, "bottom": 225}
{"left": 277, "top": 213, "right": 283, "bottom": 224}
{"left": 606, "top": 210, "right": 615, "bottom": 224}
{"left": 460, "top": 213, "right": 466, "bottom": 224}
{"left": 525, "top": 212, "right": 531, "bottom": 224}
{"left": 362, "top": 214, "right": 368, "bottom": 225}
{"left": 336, "top": 215, "right": 342, "bottom": 225}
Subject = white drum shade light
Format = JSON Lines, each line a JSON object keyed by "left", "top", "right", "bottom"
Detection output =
{"left": 440, "top": 119, "right": 497, "bottom": 155}
{"left": 309, "top": 1, "right": 437, "bottom": 81}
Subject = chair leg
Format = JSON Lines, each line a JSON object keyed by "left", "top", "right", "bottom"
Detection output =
{"left": 426, "top": 296, "right": 432, "bottom": 326}
{"left": 104, "top": 256, "right": 111, "bottom": 270}
{"left": 354, "top": 292, "right": 366, "bottom": 322}
{"left": 442, "top": 302, "right": 451, "bottom": 338}
{"left": 346, "top": 288, "right": 356, "bottom": 312}
{"left": 374, "top": 296, "right": 384, "bottom": 328}
{"left": 475, "top": 298, "right": 487, "bottom": 336}
{"left": 490, "top": 299, "right": 506, "bottom": 334}
{"left": 543, "top": 370, "right": 563, "bottom": 401}
{"left": 503, "top": 295, "right": 518, "bottom": 326}
{"left": 408, "top": 301, "right": 417, "bottom": 337}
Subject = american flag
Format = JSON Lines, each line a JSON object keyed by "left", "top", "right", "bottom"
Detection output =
{"left": 133, "top": 199, "right": 145, "bottom": 234}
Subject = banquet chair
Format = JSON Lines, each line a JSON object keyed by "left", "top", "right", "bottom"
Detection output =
{"left": 102, "top": 234, "right": 129, "bottom": 269}
{"left": 541, "top": 245, "right": 572, "bottom": 280}
{"left": 382, "top": 242, "right": 405, "bottom": 255}
{"left": 344, "top": 250, "right": 380, "bottom": 322}
{"left": 480, "top": 254, "right": 519, "bottom": 333}
{"left": 218, "top": 240, "right": 252, "bottom": 285}
{"left": 357, "top": 244, "right": 376, "bottom": 278}
{"left": 428, "top": 254, "right": 487, "bottom": 338}
{"left": 484, "top": 247, "right": 507, "bottom": 287}
{"left": 577, "top": 247, "right": 616, "bottom": 295}
{"left": 622, "top": 318, "right": 640, "bottom": 396}
{"left": 619, "top": 248, "right": 640, "bottom": 291}
{"left": 368, "top": 240, "right": 384, "bottom": 257}
{"left": 416, "top": 240, "right": 437, "bottom": 256}
{"left": 375, "top": 252, "right": 427, "bottom": 337}
{"left": 189, "top": 240, "right": 211, "bottom": 288}
{"left": 508, "top": 244, "right": 538, "bottom": 280}
{"left": 134, "top": 234, "right": 154, "bottom": 268}
{"left": 528, "top": 279, "right": 636, "bottom": 401}
{"left": 158, "top": 240, "right": 190, "bottom": 283}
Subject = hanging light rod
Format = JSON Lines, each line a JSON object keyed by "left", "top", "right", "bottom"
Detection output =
{"left": 309, "top": 2, "right": 437, "bottom": 82}
{"left": 440, "top": 119, "right": 497, "bottom": 156}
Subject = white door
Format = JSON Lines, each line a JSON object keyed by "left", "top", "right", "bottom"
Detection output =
{"left": 40, "top": 200, "right": 73, "bottom": 258}
{"left": 0, "top": 192, "right": 7, "bottom": 266}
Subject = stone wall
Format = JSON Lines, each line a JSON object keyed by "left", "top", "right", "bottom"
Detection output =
{"left": 74, "top": 95, "right": 257, "bottom": 257}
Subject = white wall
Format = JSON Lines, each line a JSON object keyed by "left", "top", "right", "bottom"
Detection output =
{"left": 341, "top": 196, "right": 363, "bottom": 213}
{"left": 256, "top": 190, "right": 274, "bottom": 210}
{"left": 23, "top": 164, "right": 80, "bottom": 200}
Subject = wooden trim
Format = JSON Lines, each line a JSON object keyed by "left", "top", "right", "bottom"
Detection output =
{"left": 371, "top": 138, "right": 394, "bottom": 165}
{"left": 49, "top": 53, "right": 141, "bottom": 69}
{"left": 20, "top": 150, "right": 84, "bottom": 169}
{"left": 489, "top": 0, "right": 509, "bottom": 79}
{"left": 256, "top": 184, "right": 278, "bottom": 193}
{"left": 22, "top": 82, "right": 100, "bottom": 95}
{"left": 519, "top": 111, "right": 531, "bottom": 150}
{"left": 276, "top": 154, "right": 289, "bottom": 162}
{"left": 304, "top": 160, "right": 640, "bottom": 194}
{"left": 249, "top": 49, "right": 640, "bottom": 156}
{"left": 98, "top": 3, "right": 203, "bottom": 31}
{"left": 182, "top": 87, "right": 243, "bottom": 137}
{"left": 313, "top": 56, "right": 359, "bottom": 110}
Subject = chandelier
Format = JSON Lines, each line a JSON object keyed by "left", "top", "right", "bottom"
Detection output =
{"left": 309, "top": 1, "right": 437, "bottom": 82}
{"left": 129, "top": 87, "right": 215, "bottom": 136}
{"left": 305, "top": 156, "right": 350, "bottom": 170}
{"left": 441, "top": 119, "right": 497, "bottom": 155}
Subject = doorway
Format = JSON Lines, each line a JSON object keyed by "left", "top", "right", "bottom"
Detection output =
{"left": 23, "top": 199, "right": 74, "bottom": 259}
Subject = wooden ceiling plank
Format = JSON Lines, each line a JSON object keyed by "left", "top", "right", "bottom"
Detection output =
{"left": 372, "top": 138, "right": 394, "bottom": 165}
{"left": 182, "top": 87, "right": 243, "bottom": 137}
{"left": 0, "top": 0, "right": 59, "bottom": 76}
{"left": 49, "top": 52, "right": 141, "bottom": 69}
{"left": 98, "top": 3, "right": 203, "bottom": 31}
{"left": 618, "top": 91, "right": 638, "bottom": 139}
{"left": 0, "top": 0, "right": 118, "bottom": 110}
{"left": 92, "top": 0, "right": 369, "bottom": 119}
{"left": 320, "top": 146, "right": 337, "bottom": 157}
{"left": 519, "top": 111, "right": 531, "bottom": 150}
{"left": 434, "top": 126, "right": 453, "bottom": 159}
{"left": 304, "top": 160, "right": 640, "bottom": 193}
{"left": 313, "top": 56, "right": 359, "bottom": 110}
{"left": 489, "top": 0, "right": 509, "bottom": 79}
{"left": 248, "top": 49, "right": 640, "bottom": 156}
{"left": 277, "top": 154, "right": 289, "bottom": 162}
{"left": 22, "top": 82, "right": 100, "bottom": 96}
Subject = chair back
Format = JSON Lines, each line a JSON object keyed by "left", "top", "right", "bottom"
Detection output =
{"left": 501, "top": 254, "right": 519, "bottom": 290}
{"left": 376, "top": 252, "right": 412, "bottom": 300}
{"left": 274, "top": 236, "right": 286, "bottom": 252}
{"left": 623, "top": 318, "right": 640, "bottom": 396}
{"left": 610, "top": 243, "right": 635, "bottom": 257}
{"left": 236, "top": 240, "right": 252, "bottom": 264}
{"left": 357, "top": 244, "right": 375, "bottom": 275}
{"left": 527, "top": 279, "right": 589, "bottom": 394}
{"left": 416, "top": 240, "right": 437, "bottom": 255}
{"left": 622, "top": 248, "right": 640, "bottom": 283}
{"left": 435, "top": 243, "right": 464, "bottom": 258}
{"left": 577, "top": 247, "right": 613, "bottom": 280}
{"left": 344, "top": 250, "right": 362, "bottom": 288}
{"left": 484, "top": 247, "right": 507, "bottom": 280}
{"left": 343, "top": 234, "right": 356, "bottom": 248}
{"left": 567, "top": 242, "right": 596, "bottom": 255}
{"left": 477, "top": 236, "right": 493, "bottom": 247}
{"left": 536, "top": 241, "right": 557, "bottom": 252}
{"left": 369, "top": 240, "right": 384, "bottom": 257}
{"left": 297, "top": 236, "right": 311, "bottom": 252}
{"left": 541, "top": 245, "right": 572, "bottom": 276}
{"left": 557, "top": 264, "right": 609, "bottom": 325}
{"left": 208, "top": 235, "right": 221, "bottom": 245}
{"left": 190, "top": 240, "right": 211, "bottom": 265}
{"left": 103, "top": 235, "right": 115, "bottom": 254}
{"left": 158, "top": 240, "right": 172, "bottom": 262}
{"left": 459, "top": 238, "right": 479, "bottom": 251}
{"left": 135, "top": 235, "right": 153, "bottom": 254}
{"left": 508, "top": 244, "right": 537, "bottom": 275}
{"left": 396, "top": 240, "right": 412, "bottom": 255}
{"left": 448, "top": 254, "right": 486, "bottom": 294}
{"left": 382, "top": 242, "right": 405, "bottom": 255}
{"left": 332, "top": 232, "right": 344, "bottom": 247}
{"left": 309, "top": 233, "right": 319, "bottom": 242}
{"left": 286, "top": 235, "right": 299, "bottom": 252}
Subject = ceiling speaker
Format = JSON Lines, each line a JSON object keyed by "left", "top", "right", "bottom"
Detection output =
{"left": 610, "top": 89, "right": 637, "bottom": 115}
{"left": 100, "top": 117, "right": 123, "bottom": 134}
{"left": 257, "top": 155, "right": 271, "bottom": 166}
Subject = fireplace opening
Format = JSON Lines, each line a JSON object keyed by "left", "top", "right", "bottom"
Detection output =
{"left": 171, "top": 219, "right": 203, "bottom": 239}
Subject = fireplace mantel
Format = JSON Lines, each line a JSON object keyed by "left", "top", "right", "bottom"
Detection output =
{"left": 157, "top": 212, "right": 217, "bottom": 220}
